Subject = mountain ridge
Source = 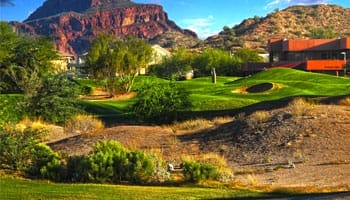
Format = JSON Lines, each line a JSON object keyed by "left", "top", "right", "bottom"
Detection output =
{"left": 13, "top": 0, "right": 198, "bottom": 55}
{"left": 204, "top": 4, "right": 350, "bottom": 52}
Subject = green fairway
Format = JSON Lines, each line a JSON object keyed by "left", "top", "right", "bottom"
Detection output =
{"left": 0, "top": 177, "right": 268, "bottom": 200}
{"left": 81, "top": 68, "right": 350, "bottom": 122}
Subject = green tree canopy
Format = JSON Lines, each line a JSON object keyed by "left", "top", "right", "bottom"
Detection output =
{"left": 150, "top": 47, "right": 195, "bottom": 80}
{"left": 0, "top": 22, "right": 58, "bottom": 95}
{"left": 233, "top": 48, "right": 264, "bottom": 63}
{"left": 193, "top": 48, "right": 241, "bottom": 76}
{"left": 87, "top": 35, "right": 153, "bottom": 95}
{"left": 309, "top": 27, "right": 337, "bottom": 39}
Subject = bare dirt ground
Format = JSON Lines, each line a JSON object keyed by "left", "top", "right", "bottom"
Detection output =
{"left": 48, "top": 88, "right": 350, "bottom": 192}
{"left": 48, "top": 103, "right": 350, "bottom": 192}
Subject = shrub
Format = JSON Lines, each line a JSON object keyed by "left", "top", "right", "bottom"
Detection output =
{"left": 149, "top": 48, "right": 194, "bottom": 80}
{"left": 26, "top": 143, "right": 58, "bottom": 176}
{"left": 26, "top": 73, "right": 82, "bottom": 124}
{"left": 125, "top": 150, "right": 154, "bottom": 183}
{"left": 182, "top": 160, "right": 218, "bottom": 183}
{"left": 182, "top": 153, "right": 234, "bottom": 183}
{"left": 338, "top": 97, "right": 350, "bottom": 106}
{"left": 0, "top": 95, "right": 25, "bottom": 125}
{"left": 27, "top": 143, "right": 64, "bottom": 181}
{"left": 85, "top": 141, "right": 156, "bottom": 184}
{"left": 66, "top": 155, "right": 90, "bottom": 182}
{"left": 132, "top": 80, "right": 191, "bottom": 124}
{"left": 148, "top": 152, "right": 171, "bottom": 183}
{"left": 247, "top": 110, "right": 270, "bottom": 129}
{"left": 80, "top": 85, "right": 93, "bottom": 95}
{"left": 0, "top": 126, "right": 47, "bottom": 170}
{"left": 64, "top": 114, "right": 104, "bottom": 135}
{"left": 86, "top": 141, "right": 128, "bottom": 183}
{"left": 288, "top": 98, "right": 314, "bottom": 118}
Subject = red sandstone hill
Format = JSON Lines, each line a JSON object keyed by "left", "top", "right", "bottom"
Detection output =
{"left": 12, "top": 0, "right": 198, "bottom": 55}
{"left": 205, "top": 4, "right": 350, "bottom": 53}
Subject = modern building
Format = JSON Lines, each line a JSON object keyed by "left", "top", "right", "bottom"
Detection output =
{"left": 268, "top": 37, "right": 349, "bottom": 75}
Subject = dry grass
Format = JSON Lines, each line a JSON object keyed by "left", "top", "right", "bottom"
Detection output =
{"left": 288, "top": 98, "right": 315, "bottom": 118}
{"left": 338, "top": 97, "right": 350, "bottom": 106}
{"left": 182, "top": 153, "right": 229, "bottom": 170}
{"left": 247, "top": 110, "right": 270, "bottom": 129}
{"left": 16, "top": 117, "right": 48, "bottom": 131}
{"left": 64, "top": 114, "right": 104, "bottom": 136}
{"left": 170, "top": 116, "right": 232, "bottom": 133}
{"left": 14, "top": 117, "right": 52, "bottom": 141}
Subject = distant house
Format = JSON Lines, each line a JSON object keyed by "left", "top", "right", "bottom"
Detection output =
{"left": 51, "top": 52, "right": 75, "bottom": 72}
{"left": 268, "top": 37, "right": 349, "bottom": 75}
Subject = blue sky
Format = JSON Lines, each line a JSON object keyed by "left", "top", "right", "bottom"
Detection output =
{"left": 0, "top": 0, "right": 349, "bottom": 38}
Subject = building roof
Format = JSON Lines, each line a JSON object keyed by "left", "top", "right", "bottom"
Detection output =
{"left": 269, "top": 37, "right": 350, "bottom": 52}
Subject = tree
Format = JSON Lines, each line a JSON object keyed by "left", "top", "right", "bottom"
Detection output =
{"left": 150, "top": 47, "right": 195, "bottom": 80}
{"left": 26, "top": 73, "right": 81, "bottom": 124}
{"left": 87, "top": 35, "right": 153, "bottom": 95}
{"left": 0, "top": 22, "right": 18, "bottom": 92}
{"left": 132, "top": 80, "right": 191, "bottom": 123}
{"left": 233, "top": 48, "right": 264, "bottom": 63}
{"left": 309, "top": 27, "right": 337, "bottom": 39}
{"left": 0, "top": 22, "right": 58, "bottom": 95}
{"left": 193, "top": 48, "right": 241, "bottom": 76}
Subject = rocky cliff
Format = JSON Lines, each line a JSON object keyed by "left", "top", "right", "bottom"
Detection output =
{"left": 13, "top": 0, "right": 198, "bottom": 55}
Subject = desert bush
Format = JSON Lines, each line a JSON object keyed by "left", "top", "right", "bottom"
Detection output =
{"left": 16, "top": 117, "right": 51, "bottom": 141}
{"left": 182, "top": 160, "right": 218, "bottom": 183}
{"left": 148, "top": 152, "right": 171, "bottom": 183}
{"left": 0, "top": 126, "right": 48, "bottom": 170}
{"left": 171, "top": 118, "right": 213, "bottom": 132}
{"left": 288, "top": 98, "right": 314, "bottom": 118}
{"left": 132, "top": 80, "right": 191, "bottom": 124}
{"left": 125, "top": 150, "right": 154, "bottom": 183}
{"left": 66, "top": 155, "right": 90, "bottom": 182}
{"left": 171, "top": 116, "right": 233, "bottom": 132}
{"left": 338, "top": 97, "right": 350, "bottom": 106}
{"left": 247, "top": 110, "right": 270, "bottom": 129}
{"left": 85, "top": 140, "right": 155, "bottom": 184}
{"left": 86, "top": 141, "right": 128, "bottom": 183}
{"left": 65, "top": 114, "right": 104, "bottom": 135}
{"left": 182, "top": 153, "right": 234, "bottom": 183}
{"left": 27, "top": 143, "right": 64, "bottom": 181}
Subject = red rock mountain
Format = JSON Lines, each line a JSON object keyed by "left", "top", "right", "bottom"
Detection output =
{"left": 12, "top": 0, "right": 197, "bottom": 55}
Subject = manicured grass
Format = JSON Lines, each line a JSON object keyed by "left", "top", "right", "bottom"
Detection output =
{"left": 0, "top": 177, "right": 268, "bottom": 200}
{"left": 81, "top": 68, "right": 350, "bottom": 122}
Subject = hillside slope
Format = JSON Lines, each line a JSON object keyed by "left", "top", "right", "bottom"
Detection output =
{"left": 205, "top": 4, "right": 350, "bottom": 52}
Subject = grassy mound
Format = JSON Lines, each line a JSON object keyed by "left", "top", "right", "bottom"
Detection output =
{"left": 79, "top": 68, "right": 350, "bottom": 123}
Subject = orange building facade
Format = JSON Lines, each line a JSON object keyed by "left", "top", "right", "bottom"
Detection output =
{"left": 268, "top": 38, "right": 349, "bottom": 72}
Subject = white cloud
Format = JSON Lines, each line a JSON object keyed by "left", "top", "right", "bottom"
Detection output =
{"left": 265, "top": 0, "right": 331, "bottom": 9}
{"left": 181, "top": 15, "right": 220, "bottom": 39}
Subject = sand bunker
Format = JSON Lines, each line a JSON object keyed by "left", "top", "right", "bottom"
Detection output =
{"left": 233, "top": 82, "right": 276, "bottom": 94}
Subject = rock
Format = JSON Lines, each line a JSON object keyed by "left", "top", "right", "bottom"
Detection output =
{"left": 11, "top": 0, "right": 198, "bottom": 55}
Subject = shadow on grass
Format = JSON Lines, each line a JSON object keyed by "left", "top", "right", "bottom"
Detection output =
{"left": 82, "top": 94, "right": 350, "bottom": 127}
{"left": 178, "top": 94, "right": 350, "bottom": 121}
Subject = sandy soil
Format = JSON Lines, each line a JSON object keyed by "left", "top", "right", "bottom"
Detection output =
{"left": 48, "top": 96, "right": 350, "bottom": 191}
